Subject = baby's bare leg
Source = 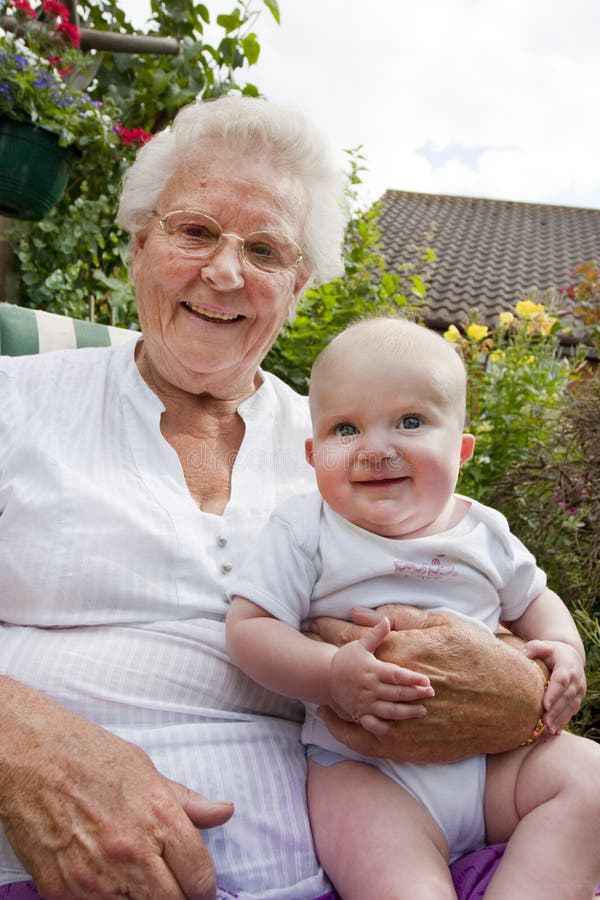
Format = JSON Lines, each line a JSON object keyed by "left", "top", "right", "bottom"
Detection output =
{"left": 485, "top": 731, "right": 600, "bottom": 899}
{"left": 308, "top": 758, "right": 456, "bottom": 900}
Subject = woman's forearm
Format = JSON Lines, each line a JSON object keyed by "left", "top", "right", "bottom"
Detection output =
{"left": 0, "top": 675, "right": 224, "bottom": 899}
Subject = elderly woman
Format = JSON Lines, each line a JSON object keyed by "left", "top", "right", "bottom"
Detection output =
{"left": 0, "top": 97, "right": 545, "bottom": 900}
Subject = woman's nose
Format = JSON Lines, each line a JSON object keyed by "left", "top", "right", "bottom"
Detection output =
{"left": 200, "top": 237, "right": 245, "bottom": 290}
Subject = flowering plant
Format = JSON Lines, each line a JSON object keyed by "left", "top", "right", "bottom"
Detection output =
{"left": 0, "top": 0, "right": 126, "bottom": 156}
{"left": 444, "top": 295, "right": 585, "bottom": 506}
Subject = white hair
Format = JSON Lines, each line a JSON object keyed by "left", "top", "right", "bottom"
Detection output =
{"left": 116, "top": 96, "right": 348, "bottom": 285}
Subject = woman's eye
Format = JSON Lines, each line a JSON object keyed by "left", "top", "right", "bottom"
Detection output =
{"left": 398, "top": 414, "right": 423, "bottom": 430}
{"left": 334, "top": 423, "right": 358, "bottom": 437}
{"left": 182, "top": 224, "right": 214, "bottom": 241}
{"left": 246, "top": 240, "right": 278, "bottom": 261}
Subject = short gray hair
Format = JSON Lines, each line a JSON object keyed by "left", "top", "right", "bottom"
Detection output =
{"left": 116, "top": 96, "right": 348, "bottom": 285}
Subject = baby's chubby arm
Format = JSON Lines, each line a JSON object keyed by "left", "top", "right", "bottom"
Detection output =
{"left": 511, "top": 587, "right": 586, "bottom": 734}
{"left": 226, "top": 599, "right": 434, "bottom": 735}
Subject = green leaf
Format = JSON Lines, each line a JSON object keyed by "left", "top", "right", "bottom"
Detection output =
{"left": 263, "top": 0, "right": 281, "bottom": 23}
{"left": 242, "top": 82, "right": 260, "bottom": 97}
{"left": 411, "top": 274, "right": 426, "bottom": 297}
{"left": 241, "top": 33, "right": 261, "bottom": 65}
{"left": 217, "top": 10, "right": 242, "bottom": 33}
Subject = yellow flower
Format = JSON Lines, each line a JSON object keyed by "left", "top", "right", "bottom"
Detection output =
{"left": 516, "top": 299, "right": 545, "bottom": 319}
{"left": 444, "top": 324, "right": 461, "bottom": 343}
{"left": 498, "top": 312, "right": 514, "bottom": 328}
{"left": 490, "top": 349, "right": 505, "bottom": 363}
{"left": 536, "top": 313, "right": 558, "bottom": 336}
{"left": 476, "top": 421, "right": 493, "bottom": 434}
{"left": 524, "top": 355, "right": 535, "bottom": 365}
{"left": 466, "top": 323, "right": 489, "bottom": 341}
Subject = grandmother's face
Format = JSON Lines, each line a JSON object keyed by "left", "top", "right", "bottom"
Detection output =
{"left": 131, "top": 151, "right": 311, "bottom": 395}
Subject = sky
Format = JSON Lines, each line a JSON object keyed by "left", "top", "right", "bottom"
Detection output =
{"left": 119, "top": 0, "right": 600, "bottom": 210}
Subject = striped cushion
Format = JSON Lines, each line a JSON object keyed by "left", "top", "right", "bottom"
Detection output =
{"left": 0, "top": 302, "right": 138, "bottom": 356}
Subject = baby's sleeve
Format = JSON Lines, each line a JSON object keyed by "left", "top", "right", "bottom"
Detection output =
{"left": 497, "top": 529, "right": 547, "bottom": 622}
{"left": 230, "top": 493, "right": 321, "bottom": 629}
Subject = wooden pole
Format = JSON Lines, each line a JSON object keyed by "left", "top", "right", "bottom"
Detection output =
{"left": 0, "top": 16, "right": 180, "bottom": 54}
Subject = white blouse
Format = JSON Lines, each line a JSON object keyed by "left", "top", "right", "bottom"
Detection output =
{"left": 0, "top": 340, "right": 329, "bottom": 899}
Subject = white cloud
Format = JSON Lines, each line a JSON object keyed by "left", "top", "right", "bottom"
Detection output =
{"left": 119, "top": 0, "right": 600, "bottom": 209}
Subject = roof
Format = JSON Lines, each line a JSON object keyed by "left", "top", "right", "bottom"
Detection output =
{"left": 376, "top": 190, "right": 600, "bottom": 330}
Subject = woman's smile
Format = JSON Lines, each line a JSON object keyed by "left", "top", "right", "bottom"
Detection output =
{"left": 182, "top": 300, "right": 243, "bottom": 323}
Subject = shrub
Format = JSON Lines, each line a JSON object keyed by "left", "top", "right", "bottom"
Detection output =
{"left": 450, "top": 298, "right": 598, "bottom": 738}
{"left": 264, "top": 150, "right": 435, "bottom": 392}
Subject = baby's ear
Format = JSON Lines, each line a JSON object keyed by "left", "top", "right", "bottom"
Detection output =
{"left": 305, "top": 438, "right": 315, "bottom": 467}
{"left": 460, "top": 434, "right": 476, "bottom": 465}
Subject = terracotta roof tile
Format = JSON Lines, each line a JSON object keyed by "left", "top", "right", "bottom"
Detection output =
{"left": 377, "top": 190, "right": 600, "bottom": 329}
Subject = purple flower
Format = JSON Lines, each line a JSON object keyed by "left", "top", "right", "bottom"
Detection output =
{"left": 12, "top": 54, "right": 29, "bottom": 71}
{"left": 0, "top": 84, "right": 13, "bottom": 100}
{"left": 33, "top": 72, "right": 55, "bottom": 88}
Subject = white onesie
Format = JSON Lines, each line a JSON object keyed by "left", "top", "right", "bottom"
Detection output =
{"left": 231, "top": 491, "right": 547, "bottom": 861}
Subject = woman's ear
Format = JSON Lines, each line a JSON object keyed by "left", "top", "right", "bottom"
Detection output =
{"left": 130, "top": 231, "right": 148, "bottom": 282}
{"left": 460, "top": 434, "right": 476, "bottom": 465}
{"left": 293, "top": 264, "right": 314, "bottom": 300}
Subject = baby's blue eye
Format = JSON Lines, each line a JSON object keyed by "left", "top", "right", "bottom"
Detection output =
{"left": 334, "top": 422, "right": 358, "bottom": 437}
{"left": 398, "top": 414, "right": 423, "bottom": 430}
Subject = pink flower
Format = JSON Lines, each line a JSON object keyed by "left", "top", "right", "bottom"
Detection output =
{"left": 41, "top": 0, "right": 71, "bottom": 20}
{"left": 116, "top": 126, "right": 152, "bottom": 146}
{"left": 10, "top": 0, "right": 36, "bottom": 17}
{"left": 57, "top": 20, "right": 81, "bottom": 48}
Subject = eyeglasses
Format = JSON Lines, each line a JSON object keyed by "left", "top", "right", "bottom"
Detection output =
{"left": 156, "top": 209, "right": 304, "bottom": 274}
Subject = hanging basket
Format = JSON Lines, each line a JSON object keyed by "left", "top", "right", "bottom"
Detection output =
{"left": 0, "top": 116, "right": 74, "bottom": 221}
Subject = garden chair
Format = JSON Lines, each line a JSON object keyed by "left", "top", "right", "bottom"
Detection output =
{"left": 2, "top": 300, "right": 598, "bottom": 900}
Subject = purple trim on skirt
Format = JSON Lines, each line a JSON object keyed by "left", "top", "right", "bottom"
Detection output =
{"left": 1, "top": 852, "right": 599, "bottom": 900}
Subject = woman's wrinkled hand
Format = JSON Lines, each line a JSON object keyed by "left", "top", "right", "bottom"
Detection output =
{"left": 329, "top": 616, "right": 434, "bottom": 735}
{"left": 309, "top": 605, "right": 546, "bottom": 764}
{"left": 0, "top": 677, "right": 233, "bottom": 900}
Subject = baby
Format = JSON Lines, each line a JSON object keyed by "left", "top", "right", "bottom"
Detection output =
{"left": 226, "top": 317, "right": 600, "bottom": 899}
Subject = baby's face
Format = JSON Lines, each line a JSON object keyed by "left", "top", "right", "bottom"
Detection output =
{"left": 305, "top": 346, "right": 474, "bottom": 539}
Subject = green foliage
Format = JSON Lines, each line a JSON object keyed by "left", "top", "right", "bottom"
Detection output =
{"left": 85, "top": 0, "right": 275, "bottom": 130}
{"left": 4, "top": 0, "right": 278, "bottom": 323}
{"left": 450, "top": 295, "right": 598, "bottom": 738}
{"left": 264, "top": 148, "right": 436, "bottom": 393}
{"left": 486, "top": 373, "right": 600, "bottom": 739}
{"left": 453, "top": 293, "right": 584, "bottom": 505}
{"left": 0, "top": 1, "right": 122, "bottom": 160}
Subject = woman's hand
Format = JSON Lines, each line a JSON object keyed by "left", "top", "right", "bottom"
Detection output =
{"left": 524, "top": 639, "right": 586, "bottom": 734}
{"left": 329, "top": 617, "right": 434, "bottom": 735}
{"left": 0, "top": 677, "right": 233, "bottom": 900}
{"left": 310, "top": 605, "right": 546, "bottom": 764}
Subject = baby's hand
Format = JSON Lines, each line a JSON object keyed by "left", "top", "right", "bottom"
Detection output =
{"left": 329, "top": 617, "right": 434, "bottom": 736}
{"left": 524, "top": 640, "right": 586, "bottom": 734}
